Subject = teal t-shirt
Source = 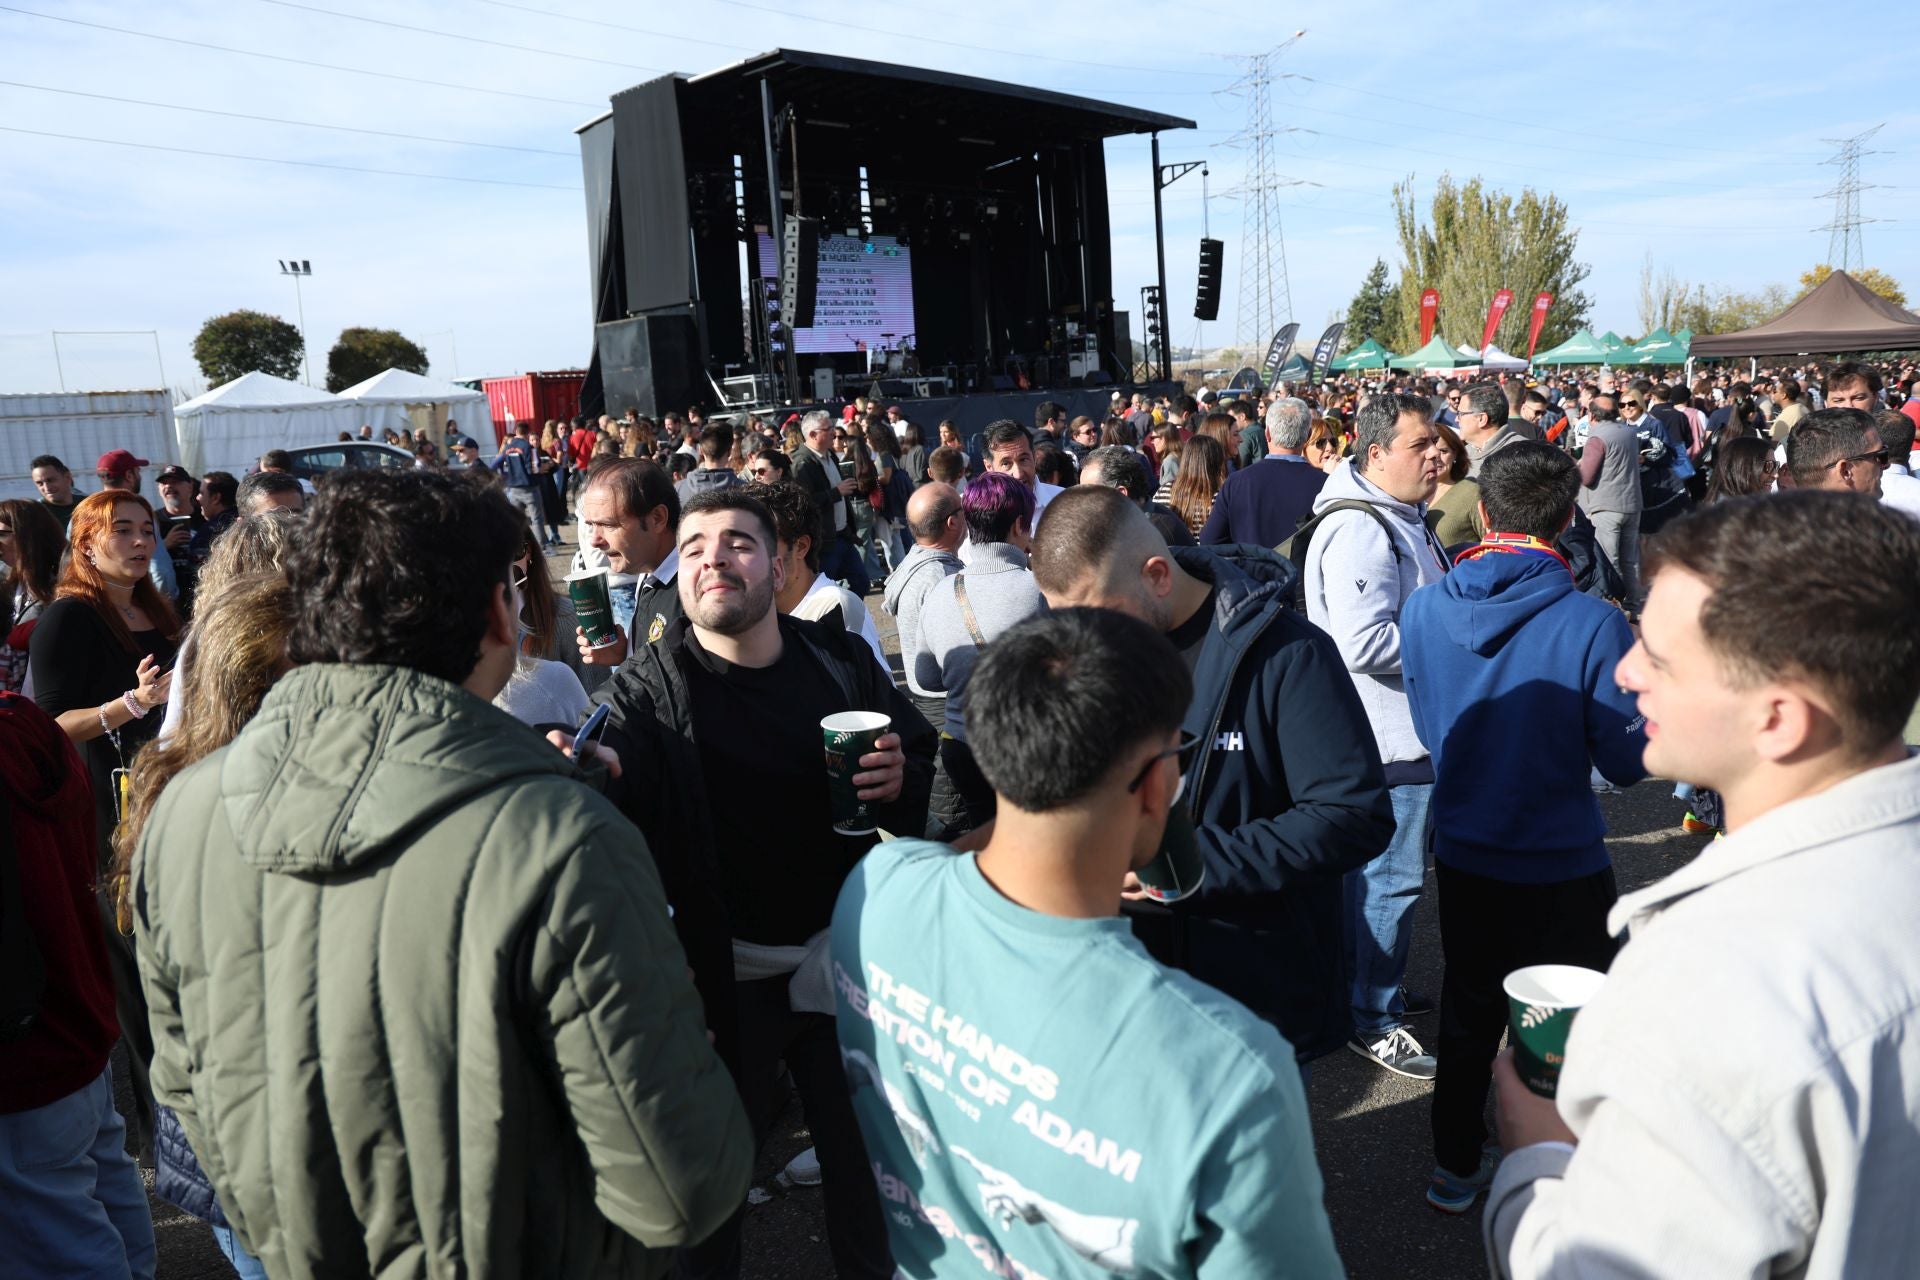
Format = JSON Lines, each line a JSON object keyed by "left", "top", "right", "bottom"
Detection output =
{"left": 831, "top": 839, "right": 1344, "bottom": 1279}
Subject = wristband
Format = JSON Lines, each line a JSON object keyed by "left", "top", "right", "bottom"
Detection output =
{"left": 123, "top": 690, "right": 148, "bottom": 719}
{"left": 99, "top": 703, "right": 114, "bottom": 734}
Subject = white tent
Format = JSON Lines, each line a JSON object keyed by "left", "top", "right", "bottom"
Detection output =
{"left": 1479, "top": 343, "right": 1528, "bottom": 371}
{"left": 336, "top": 369, "right": 490, "bottom": 444}
{"left": 172, "top": 372, "right": 362, "bottom": 477}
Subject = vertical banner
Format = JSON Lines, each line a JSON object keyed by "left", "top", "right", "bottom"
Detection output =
{"left": 1524, "top": 291, "right": 1556, "bottom": 363}
{"left": 1260, "top": 322, "right": 1301, "bottom": 389}
{"left": 1308, "top": 322, "right": 1346, "bottom": 385}
{"left": 1418, "top": 289, "right": 1440, "bottom": 345}
{"left": 1480, "top": 287, "right": 1516, "bottom": 355}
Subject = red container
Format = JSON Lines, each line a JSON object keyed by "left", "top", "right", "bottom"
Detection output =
{"left": 481, "top": 371, "right": 586, "bottom": 444}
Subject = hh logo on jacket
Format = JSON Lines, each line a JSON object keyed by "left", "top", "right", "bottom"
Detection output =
{"left": 1214, "top": 731, "right": 1245, "bottom": 752}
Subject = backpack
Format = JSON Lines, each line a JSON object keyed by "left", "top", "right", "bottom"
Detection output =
{"left": 1275, "top": 500, "right": 1403, "bottom": 610}
{"left": 881, "top": 462, "right": 914, "bottom": 521}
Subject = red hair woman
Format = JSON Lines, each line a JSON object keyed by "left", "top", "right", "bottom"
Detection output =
{"left": 27, "top": 489, "right": 182, "bottom": 1162}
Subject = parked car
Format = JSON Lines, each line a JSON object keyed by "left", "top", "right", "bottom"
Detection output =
{"left": 278, "top": 442, "right": 417, "bottom": 485}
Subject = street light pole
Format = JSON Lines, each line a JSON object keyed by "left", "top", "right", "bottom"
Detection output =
{"left": 279, "top": 259, "right": 313, "bottom": 385}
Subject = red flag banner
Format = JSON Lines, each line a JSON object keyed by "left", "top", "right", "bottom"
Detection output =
{"left": 1524, "top": 291, "right": 1555, "bottom": 362}
{"left": 1418, "top": 288, "right": 1440, "bottom": 345}
{"left": 1480, "top": 288, "right": 1516, "bottom": 355}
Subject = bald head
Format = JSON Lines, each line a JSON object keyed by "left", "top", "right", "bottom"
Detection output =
{"left": 1030, "top": 485, "right": 1183, "bottom": 629}
{"left": 906, "top": 481, "right": 965, "bottom": 552}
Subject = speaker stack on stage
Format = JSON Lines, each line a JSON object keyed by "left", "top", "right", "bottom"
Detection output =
{"left": 781, "top": 217, "right": 820, "bottom": 330}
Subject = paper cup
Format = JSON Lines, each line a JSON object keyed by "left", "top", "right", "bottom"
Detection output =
{"left": 822, "top": 711, "right": 890, "bottom": 836}
{"left": 566, "top": 568, "right": 618, "bottom": 648}
{"left": 1504, "top": 964, "right": 1605, "bottom": 1098}
{"left": 1134, "top": 808, "right": 1205, "bottom": 903}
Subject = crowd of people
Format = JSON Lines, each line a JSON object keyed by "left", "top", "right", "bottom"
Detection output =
{"left": 1, "top": 353, "right": 1918, "bottom": 1280}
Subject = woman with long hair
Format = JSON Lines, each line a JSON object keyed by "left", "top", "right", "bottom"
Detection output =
{"left": 495, "top": 528, "right": 591, "bottom": 728}
{"left": 1, "top": 498, "right": 66, "bottom": 693}
{"left": 1147, "top": 421, "right": 1182, "bottom": 491}
{"left": 27, "top": 490, "right": 181, "bottom": 1166}
{"left": 1703, "top": 436, "right": 1777, "bottom": 503}
{"left": 865, "top": 421, "right": 906, "bottom": 569}
{"left": 899, "top": 422, "right": 929, "bottom": 486}
{"left": 111, "top": 568, "right": 290, "bottom": 1279}
{"left": 937, "top": 420, "right": 969, "bottom": 474}
{"left": 1305, "top": 418, "right": 1345, "bottom": 474}
{"left": 844, "top": 436, "right": 888, "bottom": 580}
{"left": 1425, "top": 419, "right": 1483, "bottom": 551}
{"left": 1196, "top": 411, "right": 1242, "bottom": 471}
{"left": 1167, "top": 433, "right": 1230, "bottom": 536}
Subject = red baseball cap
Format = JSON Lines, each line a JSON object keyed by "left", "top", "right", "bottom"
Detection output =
{"left": 95, "top": 449, "right": 150, "bottom": 476}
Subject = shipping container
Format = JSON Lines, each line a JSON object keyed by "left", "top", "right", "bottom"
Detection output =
{"left": 481, "top": 371, "right": 586, "bottom": 443}
{"left": 0, "top": 390, "right": 178, "bottom": 502}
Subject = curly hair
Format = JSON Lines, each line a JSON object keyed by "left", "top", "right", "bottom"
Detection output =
{"left": 284, "top": 468, "right": 520, "bottom": 686}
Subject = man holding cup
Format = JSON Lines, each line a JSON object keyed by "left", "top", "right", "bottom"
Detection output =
{"left": 593, "top": 488, "right": 936, "bottom": 1280}
{"left": 1486, "top": 492, "right": 1920, "bottom": 1277}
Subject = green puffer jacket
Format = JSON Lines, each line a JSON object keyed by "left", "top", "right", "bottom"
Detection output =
{"left": 134, "top": 663, "right": 751, "bottom": 1279}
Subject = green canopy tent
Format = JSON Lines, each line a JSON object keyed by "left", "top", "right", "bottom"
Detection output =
{"left": 1386, "top": 336, "right": 1478, "bottom": 370}
{"left": 1597, "top": 331, "right": 1635, "bottom": 361}
{"left": 1330, "top": 337, "right": 1392, "bottom": 370}
{"left": 1531, "top": 328, "right": 1614, "bottom": 366}
{"left": 1621, "top": 327, "right": 1690, "bottom": 365}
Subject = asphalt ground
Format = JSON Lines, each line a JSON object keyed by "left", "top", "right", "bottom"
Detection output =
{"left": 141, "top": 534, "right": 1711, "bottom": 1277}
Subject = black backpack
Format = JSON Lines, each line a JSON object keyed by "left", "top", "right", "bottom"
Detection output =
{"left": 1274, "top": 500, "right": 1404, "bottom": 609}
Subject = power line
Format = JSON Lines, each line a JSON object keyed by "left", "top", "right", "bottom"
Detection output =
{"left": 1815, "top": 124, "right": 1884, "bottom": 271}
{"left": 0, "top": 80, "right": 576, "bottom": 156}
{"left": 459, "top": 0, "right": 759, "bottom": 53}
{"left": 0, "top": 126, "right": 584, "bottom": 190}
{"left": 249, "top": 0, "right": 666, "bottom": 72}
{"left": 0, "top": 5, "right": 601, "bottom": 108}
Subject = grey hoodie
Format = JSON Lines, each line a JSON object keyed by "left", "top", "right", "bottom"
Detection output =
{"left": 675, "top": 468, "right": 740, "bottom": 503}
{"left": 1303, "top": 460, "right": 1451, "bottom": 769}
{"left": 882, "top": 543, "right": 963, "bottom": 699}
{"left": 911, "top": 542, "right": 1047, "bottom": 740}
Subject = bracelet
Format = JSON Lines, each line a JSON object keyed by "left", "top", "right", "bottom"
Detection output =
{"left": 123, "top": 690, "right": 148, "bottom": 719}
{"left": 98, "top": 703, "right": 113, "bottom": 735}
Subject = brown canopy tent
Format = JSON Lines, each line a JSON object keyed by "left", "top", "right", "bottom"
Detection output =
{"left": 1690, "top": 270, "right": 1920, "bottom": 358}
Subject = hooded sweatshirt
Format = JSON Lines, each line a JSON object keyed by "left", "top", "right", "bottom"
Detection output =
{"left": 0, "top": 692, "right": 116, "bottom": 1113}
{"left": 1402, "top": 548, "right": 1647, "bottom": 884}
{"left": 134, "top": 663, "right": 751, "bottom": 1278}
{"left": 1303, "top": 460, "right": 1451, "bottom": 773}
{"left": 881, "top": 542, "right": 962, "bottom": 699}
{"left": 675, "top": 466, "right": 740, "bottom": 503}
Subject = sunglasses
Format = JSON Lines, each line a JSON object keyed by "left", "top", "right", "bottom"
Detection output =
{"left": 1834, "top": 447, "right": 1891, "bottom": 469}
{"left": 1621, "top": 400, "right": 1642, "bottom": 408}
{"left": 1126, "top": 732, "right": 1203, "bottom": 802}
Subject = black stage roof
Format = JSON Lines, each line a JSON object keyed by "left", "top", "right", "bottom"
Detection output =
{"left": 588, "top": 47, "right": 1195, "bottom": 144}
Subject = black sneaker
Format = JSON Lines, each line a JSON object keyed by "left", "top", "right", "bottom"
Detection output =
{"left": 1348, "top": 1027, "right": 1437, "bottom": 1079}
{"left": 1401, "top": 988, "right": 1435, "bottom": 1017}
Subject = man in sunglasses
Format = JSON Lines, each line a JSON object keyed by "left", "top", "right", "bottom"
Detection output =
{"left": 1027, "top": 486, "right": 1394, "bottom": 1077}
{"left": 1782, "top": 408, "right": 1887, "bottom": 500}
{"left": 1620, "top": 380, "right": 1690, "bottom": 538}
{"left": 832, "top": 609, "right": 1346, "bottom": 1279}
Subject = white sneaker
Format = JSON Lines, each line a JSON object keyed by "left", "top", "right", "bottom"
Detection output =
{"left": 781, "top": 1146, "right": 822, "bottom": 1187}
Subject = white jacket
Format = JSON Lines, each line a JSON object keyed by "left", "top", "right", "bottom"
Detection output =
{"left": 1302, "top": 459, "right": 1450, "bottom": 767}
{"left": 1486, "top": 751, "right": 1920, "bottom": 1278}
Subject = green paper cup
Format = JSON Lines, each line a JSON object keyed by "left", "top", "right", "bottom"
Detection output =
{"left": 1135, "top": 807, "right": 1205, "bottom": 903}
{"left": 822, "top": 711, "right": 890, "bottom": 836}
{"left": 566, "top": 567, "right": 618, "bottom": 649}
{"left": 1504, "top": 964, "right": 1606, "bottom": 1099}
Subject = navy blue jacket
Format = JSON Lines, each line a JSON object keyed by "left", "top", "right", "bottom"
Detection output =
{"left": 1197, "top": 455, "right": 1328, "bottom": 549}
{"left": 1402, "top": 548, "right": 1647, "bottom": 884}
{"left": 1126, "top": 546, "right": 1395, "bottom": 1062}
{"left": 155, "top": 1103, "right": 229, "bottom": 1227}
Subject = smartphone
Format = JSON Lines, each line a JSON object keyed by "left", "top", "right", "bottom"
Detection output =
{"left": 571, "top": 703, "right": 611, "bottom": 759}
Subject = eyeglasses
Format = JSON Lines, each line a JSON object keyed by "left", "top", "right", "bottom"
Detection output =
{"left": 1621, "top": 400, "right": 1642, "bottom": 409}
{"left": 1833, "top": 447, "right": 1891, "bottom": 469}
{"left": 1125, "top": 732, "right": 1203, "bottom": 802}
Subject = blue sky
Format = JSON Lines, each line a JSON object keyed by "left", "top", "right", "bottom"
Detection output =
{"left": 2, "top": 0, "right": 1913, "bottom": 396}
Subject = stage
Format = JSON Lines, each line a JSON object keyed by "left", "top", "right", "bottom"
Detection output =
{"left": 709, "top": 382, "right": 1183, "bottom": 442}
{"left": 574, "top": 47, "right": 1194, "bottom": 424}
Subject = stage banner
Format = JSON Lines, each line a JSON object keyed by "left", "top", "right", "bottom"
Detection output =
{"left": 1480, "top": 288, "right": 1516, "bottom": 355}
{"left": 1418, "top": 289, "right": 1440, "bottom": 345}
{"left": 1308, "top": 322, "right": 1345, "bottom": 385}
{"left": 1260, "top": 322, "right": 1301, "bottom": 389}
{"left": 1524, "top": 291, "right": 1555, "bottom": 362}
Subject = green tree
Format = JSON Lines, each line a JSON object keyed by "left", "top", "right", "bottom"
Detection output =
{"left": 1795, "top": 264, "right": 1907, "bottom": 309}
{"left": 1390, "top": 174, "right": 1591, "bottom": 353}
{"left": 1671, "top": 282, "right": 1792, "bottom": 336}
{"left": 191, "top": 309, "right": 304, "bottom": 385}
{"left": 1343, "top": 258, "right": 1395, "bottom": 348}
{"left": 325, "top": 327, "right": 430, "bottom": 393}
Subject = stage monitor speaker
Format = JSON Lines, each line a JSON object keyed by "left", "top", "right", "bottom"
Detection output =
{"left": 1194, "top": 238, "right": 1224, "bottom": 321}
{"left": 596, "top": 312, "right": 701, "bottom": 420}
{"left": 781, "top": 217, "right": 820, "bottom": 330}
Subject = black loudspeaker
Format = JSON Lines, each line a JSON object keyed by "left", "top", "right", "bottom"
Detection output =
{"left": 596, "top": 312, "right": 701, "bottom": 420}
{"left": 781, "top": 217, "right": 820, "bottom": 330}
{"left": 1194, "top": 237, "right": 1224, "bottom": 321}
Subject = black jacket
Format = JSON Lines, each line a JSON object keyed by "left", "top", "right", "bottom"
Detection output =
{"left": 593, "top": 613, "right": 937, "bottom": 1069}
{"left": 792, "top": 445, "right": 851, "bottom": 551}
{"left": 1126, "top": 546, "right": 1396, "bottom": 1061}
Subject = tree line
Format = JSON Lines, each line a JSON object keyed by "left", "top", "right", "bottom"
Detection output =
{"left": 191, "top": 311, "right": 431, "bottom": 392}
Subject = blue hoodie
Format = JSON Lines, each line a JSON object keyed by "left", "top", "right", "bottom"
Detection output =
{"left": 1402, "top": 548, "right": 1646, "bottom": 884}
